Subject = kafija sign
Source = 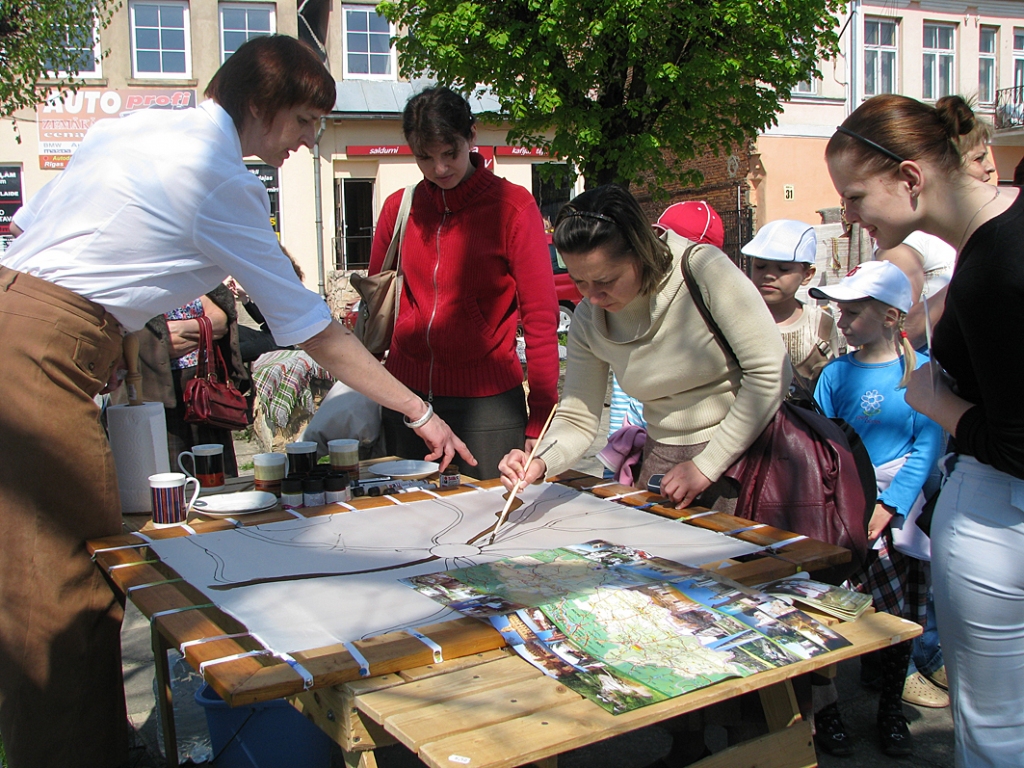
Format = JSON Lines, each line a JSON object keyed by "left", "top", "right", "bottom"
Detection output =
{"left": 36, "top": 88, "right": 195, "bottom": 170}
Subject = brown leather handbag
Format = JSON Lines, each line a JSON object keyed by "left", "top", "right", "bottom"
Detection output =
{"left": 682, "top": 245, "right": 870, "bottom": 583}
{"left": 183, "top": 315, "right": 251, "bottom": 431}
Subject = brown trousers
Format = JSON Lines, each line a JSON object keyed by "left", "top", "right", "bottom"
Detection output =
{"left": 0, "top": 267, "right": 128, "bottom": 767}
{"left": 638, "top": 438, "right": 739, "bottom": 514}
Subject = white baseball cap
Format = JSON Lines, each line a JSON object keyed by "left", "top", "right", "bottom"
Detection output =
{"left": 740, "top": 219, "right": 817, "bottom": 264}
{"left": 808, "top": 260, "right": 913, "bottom": 313}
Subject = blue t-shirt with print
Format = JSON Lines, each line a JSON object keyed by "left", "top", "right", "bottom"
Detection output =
{"left": 814, "top": 352, "right": 943, "bottom": 518}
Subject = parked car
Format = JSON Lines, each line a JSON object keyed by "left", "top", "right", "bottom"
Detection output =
{"left": 548, "top": 234, "right": 582, "bottom": 333}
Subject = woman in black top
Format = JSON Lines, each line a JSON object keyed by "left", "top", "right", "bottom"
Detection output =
{"left": 827, "top": 93, "right": 1023, "bottom": 767}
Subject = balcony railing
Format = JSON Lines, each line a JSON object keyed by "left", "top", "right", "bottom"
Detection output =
{"left": 995, "top": 86, "right": 1024, "bottom": 130}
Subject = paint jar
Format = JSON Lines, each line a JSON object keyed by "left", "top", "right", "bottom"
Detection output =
{"left": 302, "top": 476, "right": 326, "bottom": 507}
{"left": 285, "top": 441, "right": 318, "bottom": 476}
{"left": 439, "top": 464, "right": 461, "bottom": 489}
{"left": 327, "top": 438, "right": 360, "bottom": 477}
{"left": 324, "top": 475, "right": 351, "bottom": 504}
{"left": 252, "top": 453, "right": 287, "bottom": 496}
{"left": 280, "top": 478, "right": 304, "bottom": 510}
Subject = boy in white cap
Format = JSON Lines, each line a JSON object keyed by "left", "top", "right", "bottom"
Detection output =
{"left": 742, "top": 219, "right": 844, "bottom": 389}
{"left": 807, "top": 259, "right": 944, "bottom": 758}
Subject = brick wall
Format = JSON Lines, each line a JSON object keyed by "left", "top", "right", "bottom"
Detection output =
{"left": 632, "top": 142, "right": 755, "bottom": 222}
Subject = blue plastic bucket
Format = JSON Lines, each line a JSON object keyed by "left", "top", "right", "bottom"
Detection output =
{"left": 194, "top": 684, "right": 332, "bottom": 768}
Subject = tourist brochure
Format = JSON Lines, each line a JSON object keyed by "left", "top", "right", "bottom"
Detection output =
{"left": 402, "top": 540, "right": 851, "bottom": 714}
{"left": 757, "top": 575, "right": 873, "bottom": 622}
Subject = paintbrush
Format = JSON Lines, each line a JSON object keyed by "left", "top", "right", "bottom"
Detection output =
{"left": 488, "top": 405, "right": 558, "bottom": 544}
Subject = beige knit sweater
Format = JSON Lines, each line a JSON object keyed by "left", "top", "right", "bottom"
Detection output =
{"left": 539, "top": 230, "right": 790, "bottom": 482}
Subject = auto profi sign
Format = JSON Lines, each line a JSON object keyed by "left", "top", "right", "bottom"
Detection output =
{"left": 37, "top": 88, "right": 195, "bottom": 170}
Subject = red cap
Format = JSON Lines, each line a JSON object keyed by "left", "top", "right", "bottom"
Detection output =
{"left": 655, "top": 201, "right": 725, "bottom": 248}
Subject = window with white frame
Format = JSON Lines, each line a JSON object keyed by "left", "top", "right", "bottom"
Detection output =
{"left": 44, "top": 20, "right": 102, "bottom": 77}
{"left": 342, "top": 5, "right": 395, "bottom": 79}
{"left": 794, "top": 78, "right": 818, "bottom": 96}
{"left": 220, "top": 3, "right": 275, "bottom": 63}
{"left": 864, "top": 17, "right": 898, "bottom": 96}
{"left": 979, "top": 26, "right": 997, "bottom": 104}
{"left": 1015, "top": 29, "right": 1024, "bottom": 93}
{"left": 129, "top": 1, "right": 191, "bottom": 78}
{"left": 923, "top": 23, "right": 956, "bottom": 101}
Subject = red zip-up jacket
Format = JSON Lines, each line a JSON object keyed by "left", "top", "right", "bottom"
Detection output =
{"left": 368, "top": 154, "right": 559, "bottom": 438}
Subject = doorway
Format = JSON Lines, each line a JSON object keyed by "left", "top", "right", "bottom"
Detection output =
{"left": 335, "top": 178, "right": 375, "bottom": 269}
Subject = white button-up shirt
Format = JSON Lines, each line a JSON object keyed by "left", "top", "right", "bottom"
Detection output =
{"left": 3, "top": 100, "right": 331, "bottom": 346}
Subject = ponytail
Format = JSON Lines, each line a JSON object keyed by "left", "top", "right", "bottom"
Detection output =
{"left": 896, "top": 314, "right": 917, "bottom": 389}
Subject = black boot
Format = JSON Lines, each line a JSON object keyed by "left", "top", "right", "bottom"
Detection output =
{"left": 876, "top": 640, "right": 914, "bottom": 757}
{"left": 814, "top": 702, "right": 855, "bottom": 757}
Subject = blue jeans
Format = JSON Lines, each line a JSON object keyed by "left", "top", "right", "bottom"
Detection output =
{"left": 908, "top": 592, "right": 943, "bottom": 677}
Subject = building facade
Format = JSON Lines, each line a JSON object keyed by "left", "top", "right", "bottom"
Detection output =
{"left": 0, "top": 0, "right": 574, "bottom": 291}
{"left": 754, "top": 0, "right": 1024, "bottom": 227}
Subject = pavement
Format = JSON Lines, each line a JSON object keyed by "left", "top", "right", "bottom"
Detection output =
{"left": 119, "top": 378, "right": 955, "bottom": 766}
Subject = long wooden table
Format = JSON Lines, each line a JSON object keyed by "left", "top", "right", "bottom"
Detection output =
{"left": 91, "top": 468, "right": 920, "bottom": 768}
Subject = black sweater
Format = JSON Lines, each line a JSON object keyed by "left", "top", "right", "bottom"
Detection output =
{"left": 933, "top": 188, "right": 1024, "bottom": 480}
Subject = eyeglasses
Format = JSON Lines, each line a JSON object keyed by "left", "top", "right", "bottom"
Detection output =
{"left": 835, "top": 126, "right": 906, "bottom": 165}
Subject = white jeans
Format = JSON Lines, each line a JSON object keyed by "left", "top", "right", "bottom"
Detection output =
{"left": 932, "top": 456, "right": 1024, "bottom": 768}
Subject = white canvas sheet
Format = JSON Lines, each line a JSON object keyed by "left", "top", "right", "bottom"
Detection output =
{"left": 146, "top": 482, "right": 764, "bottom": 654}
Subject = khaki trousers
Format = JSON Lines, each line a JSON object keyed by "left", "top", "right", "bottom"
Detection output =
{"left": 0, "top": 267, "right": 128, "bottom": 767}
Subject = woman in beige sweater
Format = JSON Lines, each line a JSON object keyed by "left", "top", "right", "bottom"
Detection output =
{"left": 499, "top": 185, "right": 789, "bottom": 509}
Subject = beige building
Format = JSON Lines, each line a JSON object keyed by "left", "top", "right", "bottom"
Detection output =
{"left": 0, "top": 0, "right": 573, "bottom": 292}
{"left": 752, "top": 0, "right": 1024, "bottom": 227}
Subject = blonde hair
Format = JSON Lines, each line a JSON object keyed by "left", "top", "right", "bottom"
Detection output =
{"left": 895, "top": 313, "right": 917, "bottom": 389}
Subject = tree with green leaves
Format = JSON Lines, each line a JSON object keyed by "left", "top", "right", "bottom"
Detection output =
{"left": 0, "top": 0, "right": 118, "bottom": 118}
{"left": 380, "top": 0, "right": 845, "bottom": 190}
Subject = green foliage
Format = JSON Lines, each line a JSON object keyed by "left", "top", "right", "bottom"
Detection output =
{"left": 0, "top": 0, "right": 119, "bottom": 118}
{"left": 380, "top": 0, "right": 845, "bottom": 191}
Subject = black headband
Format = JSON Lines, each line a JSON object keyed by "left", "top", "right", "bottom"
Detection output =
{"left": 835, "top": 125, "right": 907, "bottom": 164}
{"left": 563, "top": 210, "right": 615, "bottom": 224}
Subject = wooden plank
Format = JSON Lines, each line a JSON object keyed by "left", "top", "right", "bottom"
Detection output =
{"left": 385, "top": 675, "right": 581, "bottom": 752}
{"left": 758, "top": 681, "right": 802, "bottom": 732}
{"left": 225, "top": 619, "right": 507, "bottom": 705}
{"left": 705, "top": 558, "right": 801, "bottom": 586}
{"left": 405, "top": 611, "right": 916, "bottom": 767}
{"left": 341, "top": 748, "right": 380, "bottom": 768}
{"left": 152, "top": 631, "right": 179, "bottom": 768}
{"left": 689, "top": 721, "right": 816, "bottom": 768}
{"left": 399, "top": 648, "right": 511, "bottom": 682}
{"left": 292, "top": 687, "right": 396, "bottom": 752}
{"left": 359, "top": 656, "right": 543, "bottom": 722}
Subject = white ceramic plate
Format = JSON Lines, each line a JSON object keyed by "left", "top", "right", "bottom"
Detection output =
{"left": 192, "top": 491, "right": 278, "bottom": 517}
{"left": 368, "top": 460, "right": 440, "bottom": 480}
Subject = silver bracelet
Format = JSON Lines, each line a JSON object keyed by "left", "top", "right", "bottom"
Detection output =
{"left": 404, "top": 402, "right": 434, "bottom": 429}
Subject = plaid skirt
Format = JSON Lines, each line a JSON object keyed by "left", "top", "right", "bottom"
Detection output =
{"left": 846, "top": 530, "right": 928, "bottom": 626}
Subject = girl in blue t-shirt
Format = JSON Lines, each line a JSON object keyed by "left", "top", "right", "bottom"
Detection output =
{"left": 807, "top": 261, "right": 943, "bottom": 758}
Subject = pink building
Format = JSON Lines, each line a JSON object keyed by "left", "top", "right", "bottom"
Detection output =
{"left": 753, "top": 0, "right": 1024, "bottom": 227}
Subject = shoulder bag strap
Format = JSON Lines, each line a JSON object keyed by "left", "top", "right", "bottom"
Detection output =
{"left": 682, "top": 245, "right": 827, "bottom": 415}
{"left": 194, "top": 315, "right": 214, "bottom": 382}
{"left": 680, "top": 243, "right": 737, "bottom": 364}
{"left": 380, "top": 183, "right": 416, "bottom": 273}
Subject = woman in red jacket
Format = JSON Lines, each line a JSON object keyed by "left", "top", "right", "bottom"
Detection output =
{"left": 369, "top": 87, "right": 559, "bottom": 478}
